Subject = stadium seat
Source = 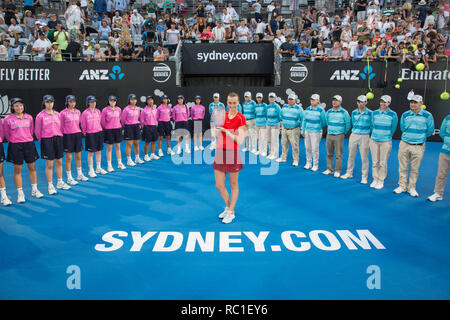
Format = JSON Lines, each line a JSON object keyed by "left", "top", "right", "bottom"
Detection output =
{"left": 16, "top": 55, "right": 31, "bottom": 61}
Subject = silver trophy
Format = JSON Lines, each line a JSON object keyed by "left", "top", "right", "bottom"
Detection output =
{"left": 212, "top": 105, "right": 225, "bottom": 128}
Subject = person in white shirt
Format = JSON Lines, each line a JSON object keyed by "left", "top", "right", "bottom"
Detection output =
{"left": 166, "top": 23, "right": 180, "bottom": 54}
{"left": 81, "top": 41, "right": 94, "bottom": 61}
{"left": 130, "top": 9, "right": 144, "bottom": 38}
{"left": 8, "top": 18, "right": 23, "bottom": 43}
{"left": 436, "top": 6, "right": 449, "bottom": 32}
{"left": 255, "top": 18, "right": 267, "bottom": 39}
{"left": 273, "top": 29, "right": 286, "bottom": 49}
{"left": 236, "top": 20, "right": 250, "bottom": 43}
{"left": 206, "top": 0, "right": 215, "bottom": 16}
{"left": 32, "top": 32, "right": 51, "bottom": 61}
{"left": 212, "top": 21, "right": 226, "bottom": 42}
{"left": 226, "top": 2, "right": 238, "bottom": 21}
{"left": 222, "top": 8, "right": 232, "bottom": 30}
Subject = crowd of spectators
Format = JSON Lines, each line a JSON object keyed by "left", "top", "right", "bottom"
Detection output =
{"left": 0, "top": 0, "right": 448, "bottom": 64}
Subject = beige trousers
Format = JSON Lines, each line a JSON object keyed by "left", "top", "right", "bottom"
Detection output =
{"left": 280, "top": 127, "right": 301, "bottom": 162}
{"left": 369, "top": 139, "right": 392, "bottom": 183}
{"left": 434, "top": 153, "right": 450, "bottom": 195}
{"left": 346, "top": 133, "right": 370, "bottom": 178}
{"left": 398, "top": 140, "right": 426, "bottom": 190}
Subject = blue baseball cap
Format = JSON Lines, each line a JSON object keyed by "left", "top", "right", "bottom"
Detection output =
{"left": 108, "top": 95, "right": 117, "bottom": 101}
{"left": 177, "top": 95, "right": 185, "bottom": 100}
{"left": 161, "top": 94, "right": 168, "bottom": 99}
{"left": 146, "top": 95, "right": 154, "bottom": 101}
{"left": 128, "top": 93, "right": 137, "bottom": 101}
{"left": 43, "top": 94, "right": 55, "bottom": 102}
{"left": 86, "top": 95, "right": 96, "bottom": 105}
{"left": 194, "top": 95, "right": 201, "bottom": 100}
{"left": 65, "top": 95, "right": 76, "bottom": 103}
{"left": 9, "top": 97, "right": 24, "bottom": 106}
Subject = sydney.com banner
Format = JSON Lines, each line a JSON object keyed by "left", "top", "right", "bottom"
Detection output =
{"left": 0, "top": 61, "right": 176, "bottom": 88}
{"left": 182, "top": 43, "right": 274, "bottom": 75}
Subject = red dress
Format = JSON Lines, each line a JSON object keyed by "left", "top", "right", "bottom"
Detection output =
{"left": 213, "top": 111, "right": 246, "bottom": 172}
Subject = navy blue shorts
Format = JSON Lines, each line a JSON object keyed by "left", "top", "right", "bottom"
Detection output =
{"left": 41, "top": 136, "right": 64, "bottom": 160}
{"left": 85, "top": 132, "right": 104, "bottom": 152}
{"left": 174, "top": 121, "right": 189, "bottom": 136}
{"left": 124, "top": 124, "right": 141, "bottom": 140}
{"left": 142, "top": 125, "right": 159, "bottom": 142}
{"left": 0, "top": 142, "right": 4, "bottom": 162}
{"left": 104, "top": 128, "right": 123, "bottom": 144}
{"left": 7, "top": 141, "right": 39, "bottom": 165}
{"left": 63, "top": 132, "right": 83, "bottom": 153}
{"left": 157, "top": 121, "right": 172, "bottom": 137}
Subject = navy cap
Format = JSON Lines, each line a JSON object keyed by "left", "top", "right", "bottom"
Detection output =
{"left": 194, "top": 95, "right": 201, "bottom": 100}
{"left": 10, "top": 97, "right": 24, "bottom": 106}
{"left": 43, "top": 94, "right": 55, "bottom": 102}
{"left": 128, "top": 93, "right": 137, "bottom": 101}
{"left": 86, "top": 95, "right": 96, "bottom": 105}
{"left": 38, "top": 31, "right": 45, "bottom": 36}
{"left": 146, "top": 95, "right": 154, "bottom": 101}
{"left": 177, "top": 95, "right": 185, "bottom": 100}
{"left": 161, "top": 94, "right": 168, "bottom": 99}
{"left": 65, "top": 95, "right": 76, "bottom": 103}
{"left": 108, "top": 95, "right": 117, "bottom": 101}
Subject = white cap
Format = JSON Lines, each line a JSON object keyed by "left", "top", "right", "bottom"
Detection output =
{"left": 268, "top": 92, "right": 276, "bottom": 98}
{"left": 357, "top": 95, "right": 367, "bottom": 102}
{"left": 244, "top": 91, "right": 251, "bottom": 97}
{"left": 380, "top": 95, "right": 391, "bottom": 103}
{"left": 288, "top": 94, "right": 296, "bottom": 100}
{"left": 83, "top": 41, "right": 89, "bottom": 46}
{"left": 411, "top": 95, "right": 423, "bottom": 102}
{"left": 332, "top": 95, "right": 343, "bottom": 102}
{"left": 213, "top": 93, "right": 220, "bottom": 98}
{"left": 310, "top": 94, "right": 320, "bottom": 100}
{"left": 256, "top": 93, "right": 263, "bottom": 98}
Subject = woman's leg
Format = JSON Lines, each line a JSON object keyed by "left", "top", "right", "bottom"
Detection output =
{"left": 65, "top": 152, "right": 73, "bottom": 172}
{"left": 228, "top": 171, "right": 239, "bottom": 212}
{"left": 106, "top": 144, "right": 113, "bottom": 163}
{"left": 214, "top": 169, "right": 229, "bottom": 207}
{"left": 55, "top": 158, "right": 63, "bottom": 180}
{"left": 13, "top": 164, "right": 23, "bottom": 188}
{"left": 45, "top": 160, "right": 54, "bottom": 184}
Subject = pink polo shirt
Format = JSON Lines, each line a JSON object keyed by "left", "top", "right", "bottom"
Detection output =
{"left": 35, "top": 109, "right": 63, "bottom": 141}
{"left": 0, "top": 118, "right": 3, "bottom": 143}
{"left": 172, "top": 104, "right": 190, "bottom": 122}
{"left": 80, "top": 107, "right": 102, "bottom": 135}
{"left": 190, "top": 104, "right": 205, "bottom": 120}
{"left": 101, "top": 105, "right": 122, "bottom": 130}
{"left": 140, "top": 105, "right": 158, "bottom": 126}
{"left": 121, "top": 105, "right": 141, "bottom": 126}
{"left": 60, "top": 108, "right": 82, "bottom": 134}
{"left": 156, "top": 104, "right": 172, "bottom": 122}
{"left": 3, "top": 113, "right": 35, "bottom": 143}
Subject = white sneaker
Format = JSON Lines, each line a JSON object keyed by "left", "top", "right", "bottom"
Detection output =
{"left": 176, "top": 145, "right": 182, "bottom": 155}
{"left": 48, "top": 184, "right": 57, "bottom": 195}
{"left": 361, "top": 177, "right": 368, "bottom": 184}
{"left": 322, "top": 169, "right": 333, "bottom": 175}
{"left": 135, "top": 157, "right": 145, "bottom": 164}
{"left": 428, "top": 193, "right": 443, "bottom": 202}
{"left": 144, "top": 155, "right": 152, "bottom": 162}
{"left": 67, "top": 177, "right": 79, "bottom": 186}
{"left": 250, "top": 149, "right": 258, "bottom": 154}
{"left": 218, "top": 207, "right": 231, "bottom": 219}
{"left": 168, "top": 148, "right": 175, "bottom": 155}
{"left": 209, "top": 144, "right": 216, "bottom": 150}
{"left": 199, "top": 146, "right": 205, "bottom": 151}
{"left": 158, "top": 149, "right": 164, "bottom": 157}
{"left": 107, "top": 165, "right": 115, "bottom": 172}
{"left": 96, "top": 167, "right": 108, "bottom": 175}
{"left": 31, "top": 188, "right": 44, "bottom": 198}
{"left": 127, "top": 159, "right": 136, "bottom": 167}
{"left": 253, "top": 150, "right": 259, "bottom": 155}
{"left": 408, "top": 188, "right": 419, "bottom": 197}
{"left": 276, "top": 158, "right": 286, "bottom": 162}
{"left": 150, "top": 154, "right": 160, "bottom": 160}
{"left": 242, "top": 147, "right": 249, "bottom": 152}
{"left": 374, "top": 181, "right": 384, "bottom": 190}
{"left": 393, "top": 186, "right": 407, "bottom": 194}
{"left": 1, "top": 195, "right": 12, "bottom": 206}
{"left": 194, "top": 146, "right": 199, "bottom": 151}
{"left": 304, "top": 163, "right": 312, "bottom": 170}
{"left": 185, "top": 146, "right": 191, "bottom": 154}
{"left": 222, "top": 212, "right": 235, "bottom": 224}
{"left": 292, "top": 161, "right": 299, "bottom": 167}
{"left": 77, "top": 173, "right": 89, "bottom": 181}
{"left": 117, "top": 162, "right": 126, "bottom": 170}
{"left": 17, "top": 191, "right": 26, "bottom": 203}
{"left": 88, "top": 170, "right": 97, "bottom": 178}
{"left": 370, "top": 180, "right": 378, "bottom": 188}
{"left": 56, "top": 180, "right": 71, "bottom": 190}
{"left": 334, "top": 172, "right": 341, "bottom": 178}
{"left": 311, "top": 166, "right": 319, "bottom": 172}
{"left": 340, "top": 173, "right": 352, "bottom": 180}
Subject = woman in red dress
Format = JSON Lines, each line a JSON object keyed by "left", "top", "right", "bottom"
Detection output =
{"left": 213, "top": 92, "right": 247, "bottom": 224}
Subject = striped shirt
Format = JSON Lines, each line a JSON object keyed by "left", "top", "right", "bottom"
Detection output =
{"left": 370, "top": 108, "right": 398, "bottom": 142}
{"left": 209, "top": 102, "right": 226, "bottom": 121}
{"left": 301, "top": 105, "right": 326, "bottom": 134}
{"left": 440, "top": 115, "right": 450, "bottom": 156}
{"left": 242, "top": 99, "right": 257, "bottom": 120}
{"left": 326, "top": 107, "right": 351, "bottom": 135}
{"left": 255, "top": 103, "right": 267, "bottom": 127}
{"left": 266, "top": 102, "right": 282, "bottom": 127}
{"left": 400, "top": 109, "right": 435, "bottom": 144}
{"left": 281, "top": 104, "right": 303, "bottom": 129}
{"left": 351, "top": 108, "right": 373, "bottom": 135}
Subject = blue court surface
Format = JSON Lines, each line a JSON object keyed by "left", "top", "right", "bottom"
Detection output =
{"left": 0, "top": 138, "right": 448, "bottom": 300}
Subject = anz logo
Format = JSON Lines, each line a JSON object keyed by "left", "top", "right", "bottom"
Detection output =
{"left": 330, "top": 65, "right": 376, "bottom": 81}
{"left": 79, "top": 65, "right": 125, "bottom": 81}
